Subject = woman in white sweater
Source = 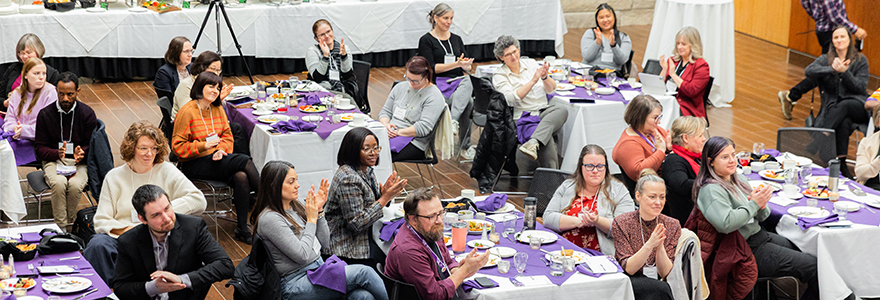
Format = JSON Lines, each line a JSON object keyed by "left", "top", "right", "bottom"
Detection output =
{"left": 84, "top": 120, "right": 206, "bottom": 286}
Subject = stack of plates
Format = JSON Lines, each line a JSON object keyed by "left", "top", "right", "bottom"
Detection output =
{"left": 0, "top": 4, "right": 17, "bottom": 15}
{"left": 18, "top": 4, "right": 44, "bottom": 14}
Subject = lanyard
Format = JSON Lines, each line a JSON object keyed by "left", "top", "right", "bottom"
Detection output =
{"left": 638, "top": 216, "right": 657, "bottom": 267}
{"left": 197, "top": 105, "right": 216, "bottom": 135}
{"left": 59, "top": 109, "right": 75, "bottom": 143}
{"left": 635, "top": 129, "right": 656, "bottom": 152}
{"left": 433, "top": 31, "right": 453, "bottom": 57}
{"left": 406, "top": 224, "right": 450, "bottom": 277}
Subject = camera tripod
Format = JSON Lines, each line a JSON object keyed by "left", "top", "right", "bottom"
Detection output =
{"left": 193, "top": 0, "right": 255, "bottom": 84}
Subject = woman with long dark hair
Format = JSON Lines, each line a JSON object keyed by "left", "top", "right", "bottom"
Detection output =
{"left": 543, "top": 144, "right": 634, "bottom": 254}
{"left": 580, "top": 3, "right": 632, "bottom": 73}
{"left": 251, "top": 161, "right": 388, "bottom": 300}
{"left": 694, "top": 136, "right": 819, "bottom": 300}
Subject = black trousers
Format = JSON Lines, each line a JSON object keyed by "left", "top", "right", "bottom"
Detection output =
{"left": 747, "top": 230, "right": 819, "bottom": 300}
{"left": 629, "top": 274, "right": 673, "bottom": 300}
{"left": 822, "top": 99, "right": 870, "bottom": 156}
{"left": 391, "top": 143, "right": 426, "bottom": 161}
{"left": 789, "top": 30, "right": 833, "bottom": 102}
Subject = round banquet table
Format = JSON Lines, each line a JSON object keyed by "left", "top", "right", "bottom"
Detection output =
{"left": 641, "top": 0, "right": 735, "bottom": 107}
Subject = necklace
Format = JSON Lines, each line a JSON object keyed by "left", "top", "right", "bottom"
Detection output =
{"left": 197, "top": 102, "right": 216, "bottom": 135}
{"left": 638, "top": 215, "right": 657, "bottom": 267}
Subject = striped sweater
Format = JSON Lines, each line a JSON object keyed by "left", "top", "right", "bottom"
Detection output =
{"left": 172, "top": 100, "right": 234, "bottom": 161}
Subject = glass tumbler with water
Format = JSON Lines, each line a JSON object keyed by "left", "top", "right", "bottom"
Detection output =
{"left": 753, "top": 142, "right": 765, "bottom": 156}
{"left": 513, "top": 252, "right": 528, "bottom": 277}
{"left": 503, "top": 215, "right": 517, "bottom": 235}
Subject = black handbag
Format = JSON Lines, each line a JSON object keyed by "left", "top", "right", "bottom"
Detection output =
{"left": 36, "top": 229, "right": 84, "bottom": 255}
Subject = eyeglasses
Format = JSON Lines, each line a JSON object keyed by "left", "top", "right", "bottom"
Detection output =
{"left": 362, "top": 146, "right": 382, "bottom": 154}
{"left": 582, "top": 164, "right": 607, "bottom": 172}
{"left": 207, "top": 67, "right": 222, "bottom": 74}
{"left": 653, "top": 114, "right": 663, "bottom": 122}
{"left": 403, "top": 74, "right": 424, "bottom": 85}
{"left": 416, "top": 209, "right": 447, "bottom": 222}
{"left": 502, "top": 48, "right": 520, "bottom": 59}
{"left": 182, "top": 49, "right": 194, "bottom": 54}
{"left": 137, "top": 146, "right": 159, "bottom": 154}
{"left": 316, "top": 29, "right": 333, "bottom": 39}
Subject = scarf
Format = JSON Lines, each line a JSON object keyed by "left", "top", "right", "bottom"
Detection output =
{"left": 316, "top": 40, "right": 344, "bottom": 93}
{"left": 672, "top": 144, "right": 701, "bottom": 175}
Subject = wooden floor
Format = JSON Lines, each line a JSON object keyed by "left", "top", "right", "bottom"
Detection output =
{"left": 11, "top": 25, "right": 862, "bottom": 299}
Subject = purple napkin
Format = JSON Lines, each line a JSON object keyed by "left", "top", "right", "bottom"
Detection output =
{"left": 307, "top": 255, "right": 348, "bottom": 294}
{"left": 389, "top": 136, "right": 414, "bottom": 153}
{"left": 474, "top": 193, "right": 507, "bottom": 212}
{"left": 20, "top": 232, "right": 52, "bottom": 243}
{"left": 7, "top": 138, "right": 37, "bottom": 166}
{"left": 300, "top": 93, "right": 323, "bottom": 106}
{"left": 1, "top": 293, "right": 14, "bottom": 300}
{"left": 575, "top": 256, "right": 623, "bottom": 278}
{"left": 271, "top": 120, "right": 317, "bottom": 134}
{"left": 797, "top": 214, "right": 839, "bottom": 230}
{"left": 436, "top": 76, "right": 463, "bottom": 99}
{"left": 516, "top": 112, "right": 541, "bottom": 144}
{"left": 461, "top": 278, "right": 498, "bottom": 292}
{"left": 379, "top": 217, "right": 406, "bottom": 242}
{"left": 0, "top": 131, "right": 12, "bottom": 140}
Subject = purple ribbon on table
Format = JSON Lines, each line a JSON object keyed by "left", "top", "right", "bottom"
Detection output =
{"left": 300, "top": 93, "right": 323, "bottom": 106}
{"left": 516, "top": 112, "right": 541, "bottom": 144}
{"left": 379, "top": 217, "right": 406, "bottom": 242}
{"left": 271, "top": 120, "right": 317, "bottom": 134}
{"left": 307, "top": 255, "right": 348, "bottom": 294}
{"left": 389, "top": 136, "right": 414, "bottom": 153}
{"left": 473, "top": 193, "right": 507, "bottom": 212}
{"left": 461, "top": 278, "right": 498, "bottom": 292}
{"left": 575, "top": 256, "right": 623, "bottom": 278}
{"left": 797, "top": 214, "right": 839, "bottom": 230}
{"left": 436, "top": 76, "right": 464, "bottom": 99}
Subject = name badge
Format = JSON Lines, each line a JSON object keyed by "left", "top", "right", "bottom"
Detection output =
{"left": 643, "top": 265, "right": 658, "bottom": 280}
{"left": 601, "top": 52, "right": 614, "bottom": 63}
{"left": 329, "top": 69, "right": 340, "bottom": 81}
{"left": 444, "top": 54, "right": 456, "bottom": 65}
{"left": 393, "top": 107, "right": 407, "bottom": 121}
{"left": 206, "top": 134, "right": 219, "bottom": 143}
{"left": 131, "top": 209, "right": 140, "bottom": 223}
{"left": 58, "top": 142, "right": 74, "bottom": 155}
{"left": 665, "top": 80, "right": 678, "bottom": 93}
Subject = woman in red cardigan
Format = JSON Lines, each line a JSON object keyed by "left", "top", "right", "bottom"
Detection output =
{"left": 659, "top": 26, "right": 710, "bottom": 118}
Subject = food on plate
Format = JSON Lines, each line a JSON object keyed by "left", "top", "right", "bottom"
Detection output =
{"left": 561, "top": 249, "right": 573, "bottom": 257}
{"left": 271, "top": 93, "right": 286, "bottom": 100}
{"left": 761, "top": 170, "right": 784, "bottom": 180}
{"left": 595, "top": 68, "right": 615, "bottom": 74}
{"left": 472, "top": 241, "right": 487, "bottom": 248}
{"left": 803, "top": 187, "right": 829, "bottom": 198}
{"left": 443, "top": 236, "right": 450, "bottom": 244}
{"left": 5, "top": 278, "right": 35, "bottom": 289}
{"left": 467, "top": 220, "right": 486, "bottom": 232}
{"left": 32, "top": 0, "right": 42, "bottom": 4}
{"left": 444, "top": 202, "right": 466, "bottom": 209}
{"left": 340, "top": 114, "right": 354, "bottom": 121}
{"left": 299, "top": 105, "right": 326, "bottom": 112}
{"left": 262, "top": 117, "right": 276, "bottom": 122}
{"left": 548, "top": 69, "right": 563, "bottom": 74}
{"left": 15, "top": 244, "right": 35, "bottom": 252}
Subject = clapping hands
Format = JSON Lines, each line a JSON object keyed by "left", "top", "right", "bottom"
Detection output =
{"left": 832, "top": 57, "right": 851, "bottom": 73}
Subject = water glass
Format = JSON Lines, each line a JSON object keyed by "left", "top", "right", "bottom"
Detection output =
{"left": 807, "top": 198, "right": 818, "bottom": 208}
{"left": 562, "top": 256, "right": 576, "bottom": 272}
{"left": 257, "top": 91, "right": 267, "bottom": 102}
{"left": 834, "top": 202, "right": 848, "bottom": 221}
{"left": 607, "top": 72, "right": 618, "bottom": 86}
{"left": 443, "top": 213, "right": 457, "bottom": 232}
{"left": 503, "top": 215, "right": 517, "bottom": 235}
{"left": 784, "top": 168, "right": 798, "bottom": 186}
{"left": 529, "top": 235, "right": 541, "bottom": 250}
{"left": 736, "top": 151, "right": 752, "bottom": 167}
{"left": 753, "top": 142, "right": 765, "bottom": 156}
{"left": 498, "top": 260, "right": 511, "bottom": 274}
{"left": 289, "top": 76, "right": 300, "bottom": 89}
{"left": 550, "top": 259, "right": 564, "bottom": 276}
{"left": 513, "top": 252, "right": 528, "bottom": 276}
{"left": 800, "top": 167, "right": 813, "bottom": 186}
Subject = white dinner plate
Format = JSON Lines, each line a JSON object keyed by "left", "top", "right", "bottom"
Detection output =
{"left": 252, "top": 110, "right": 273, "bottom": 116}
{"left": 555, "top": 83, "right": 575, "bottom": 91}
{"left": 749, "top": 180, "right": 781, "bottom": 192}
{"left": 488, "top": 202, "right": 516, "bottom": 214}
{"left": 629, "top": 82, "right": 643, "bottom": 88}
{"left": 467, "top": 239, "right": 494, "bottom": 249}
{"left": 805, "top": 176, "right": 828, "bottom": 187}
{"left": 338, "top": 113, "right": 355, "bottom": 122}
{"left": 257, "top": 114, "right": 289, "bottom": 124}
{"left": 41, "top": 276, "right": 91, "bottom": 293}
{"left": 864, "top": 197, "right": 880, "bottom": 209}
{"left": 465, "top": 219, "right": 493, "bottom": 235}
{"left": 759, "top": 170, "right": 785, "bottom": 182}
{"left": 301, "top": 115, "right": 323, "bottom": 122}
{"left": 516, "top": 230, "right": 558, "bottom": 244}
{"left": 0, "top": 278, "right": 36, "bottom": 291}
{"left": 455, "top": 253, "right": 500, "bottom": 268}
{"left": 595, "top": 87, "right": 615, "bottom": 95}
{"left": 787, "top": 206, "right": 831, "bottom": 219}
{"left": 444, "top": 234, "right": 452, "bottom": 246}
{"left": 490, "top": 246, "right": 516, "bottom": 258}
{"left": 544, "top": 250, "right": 591, "bottom": 264}
{"left": 14, "top": 296, "right": 43, "bottom": 300}
{"left": 835, "top": 201, "right": 860, "bottom": 212}
{"left": 337, "top": 103, "right": 357, "bottom": 110}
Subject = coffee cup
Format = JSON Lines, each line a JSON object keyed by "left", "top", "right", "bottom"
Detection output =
{"left": 751, "top": 162, "right": 765, "bottom": 171}
{"left": 253, "top": 103, "right": 271, "bottom": 113}
{"left": 765, "top": 162, "right": 781, "bottom": 170}
{"left": 783, "top": 184, "right": 800, "bottom": 198}
{"left": 742, "top": 166, "right": 752, "bottom": 175}
{"left": 338, "top": 97, "right": 351, "bottom": 107}
{"left": 457, "top": 210, "right": 474, "bottom": 220}
{"left": 461, "top": 189, "right": 475, "bottom": 200}
{"left": 351, "top": 114, "right": 367, "bottom": 126}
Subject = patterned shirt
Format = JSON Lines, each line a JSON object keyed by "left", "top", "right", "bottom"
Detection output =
{"left": 611, "top": 211, "right": 681, "bottom": 271}
{"left": 323, "top": 164, "right": 384, "bottom": 259}
{"left": 801, "top": 0, "right": 857, "bottom": 33}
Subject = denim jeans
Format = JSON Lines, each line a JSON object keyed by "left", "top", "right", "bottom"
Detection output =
{"left": 281, "top": 258, "right": 388, "bottom": 300}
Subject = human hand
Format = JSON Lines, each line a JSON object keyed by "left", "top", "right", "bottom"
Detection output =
{"left": 580, "top": 211, "right": 598, "bottom": 227}
{"left": 305, "top": 186, "right": 320, "bottom": 223}
{"left": 319, "top": 40, "right": 331, "bottom": 57}
{"left": 855, "top": 28, "right": 868, "bottom": 40}
{"left": 205, "top": 137, "right": 221, "bottom": 149}
{"left": 608, "top": 29, "right": 616, "bottom": 46}
{"left": 646, "top": 223, "right": 667, "bottom": 250}
{"left": 379, "top": 171, "right": 407, "bottom": 205}
{"left": 220, "top": 83, "right": 234, "bottom": 100}
{"left": 73, "top": 145, "right": 85, "bottom": 164}
{"left": 594, "top": 28, "right": 603, "bottom": 45}
{"left": 654, "top": 129, "right": 668, "bottom": 153}
{"left": 58, "top": 141, "right": 67, "bottom": 159}
{"left": 340, "top": 38, "right": 347, "bottom": 56}
{"left": 659, "top": 55, "right": 668, "bottom": 71}
{"left": 384, "top": 123, "right": 398, "bottom": 138}
{"left": 151, "top": 271, "right": 185, "bottom": 293}
{"left": 315, "top": 178, "right": 330, "bottom": 209}
{"left": 462, "top": 248, "right": 491, "bottom": 276}
{"left": 458, "top": 54, "right": 473, "bottom": 71}
{"left": 212, "top": 149, "right": 226, "bottom": 161}
{"left": 749, "top": 185, "right": 772, "bottom": 209}
{"left": 12, "top": 122, "right": 21, "bottom": 140}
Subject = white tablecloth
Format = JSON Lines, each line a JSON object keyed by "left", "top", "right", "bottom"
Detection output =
{"left": 641, "top": 0, "right": 735, "bottom": 107}
{"left": 0, "top": 0, "right": 566, "bottom": 63}
{"left": 776, "top": 215, "right": 880, "bottom": 300}
{"left": 0, "top": 140, "right": 27, "bottom": 223}
{"left": 558, "top": 95, "right": 679, "bottom": 175}
{"left": 248, "top": 121, "right": 393, "bottom": 194}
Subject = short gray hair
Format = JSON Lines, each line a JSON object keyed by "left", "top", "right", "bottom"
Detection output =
{"left": 493, "top": 35, "right": 520, "bottom": 61}
{"left": 427, "top": 3, "right": 453, "bottom": 28}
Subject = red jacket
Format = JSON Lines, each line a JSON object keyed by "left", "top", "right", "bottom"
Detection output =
{"left": 666, "top": 58, "right": 710, "bottom": 118}
{"left": 685, "top": 208, "right": 757, "bottom": 300}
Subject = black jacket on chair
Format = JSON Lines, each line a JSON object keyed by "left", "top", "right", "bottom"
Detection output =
{"left": 470, "top": 86, "right": 518, "bottom": 194}
{"left": 114, "top": 214, "right": 234, "bottom": 300}
{"left": 87, "top": 119, "right": 113, "bottom": 200}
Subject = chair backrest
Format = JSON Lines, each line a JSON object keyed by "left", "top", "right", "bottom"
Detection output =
{"left": 622, "top": 50, "right": 635, "bottom": 78}
{"left": 154, "top": 87, "right": 173, "bottom": 103}
{"left": 470, "top": 75, "right": 493, "bottom": 115}
{"left": 352, "top": 60, "right": 372, "bottom": 114}
{"left": 643, "top": 59, "right": 662, "bottom": 75}
{"left": 376, "top": 262, "right": 422, "bottom": 300}
{"left": 156, "top": 96, "right": 174, "bottom": 141}
{"left": 527, "top": 168, "right": 572, "bottom": 216}
{"left": 425, "top": 109, "right": 446, "bottom": 164}
{"left": 702, "top": 76, "right": 715, "bottom": 127}
{"left": 776, "top": 127, "right": 837, "bottom": 167}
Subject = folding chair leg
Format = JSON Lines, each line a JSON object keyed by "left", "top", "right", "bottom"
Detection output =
{"left": 428, "top": 165, "right": 443, "bottom": 196}
{"left": 490, "top": 160, "right": 529, "bottom": 195}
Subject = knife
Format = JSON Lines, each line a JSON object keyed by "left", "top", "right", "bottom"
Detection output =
{"left": 73, "top": 288, "right": 98, "bottom": 300}
{"left": 509, "top": 277, "right": 524, "bottom": 287}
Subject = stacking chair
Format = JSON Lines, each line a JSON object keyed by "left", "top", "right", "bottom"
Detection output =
{"left": 526, "top": 168, "right": 571, "bottom": 216}
{"left": 352, "top": 60, "right": 372, "bottom": 114}
{"left": 154, "top": 88, "right": 173, "bottom": 105}
{"left": 776, "top": 127, "right": 837, "bottom": 168}
{"left": 393, "top": 110, "right": 447, "bottom": 196}
{"left": 703, "top": 76, "right": 715, "bottom": 128}
{"left": 622, "top": 50, "right": 635, "bottom": 78}
{"left": 376, "top": 263, "right": 422, "bottom": 300}
{"left": 155, "top": 96, "right": 178, "bottom": 163}
{"left": 751, "top": 276, "right": 800, "bottom": 300}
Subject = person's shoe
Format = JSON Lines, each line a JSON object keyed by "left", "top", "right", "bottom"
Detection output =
{"left": 234, "top": 227, "right": 253, "bottom": 245}
{"left": 778, "top": 90, "right": 793, "bottom": 120}
{"left": 452, "top": 120, "right": 459, "bottom": 136}
{"left": 460, "top": 145, "right": 477, "bottom": 160}
{"left": 519, "top": 139, "right": 539, "bottom": 160}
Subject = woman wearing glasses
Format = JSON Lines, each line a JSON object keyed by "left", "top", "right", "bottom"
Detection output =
{"left": 324, "top": 127, "right": 407, "bottom": 267}
{"left": 378, "top": 56, "right": 446, "bottom": 161}
{"left": 612, "top": 95, "right": 670, "bottom": 196}
{"left": 154, "top": 36, "right": 194, "bottom": 94}
{"left": 660, "top": 116, "right": 707, "bottom": 226}
{"left": 543, "top": 144, "right": 634, "bottom": 254}
{"left": 171, "top": 51, "right": 234, "bottom": 121}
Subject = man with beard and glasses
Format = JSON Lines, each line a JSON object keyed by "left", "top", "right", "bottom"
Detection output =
{"left": 384, "top": 188, "right": 490, "bottom": 300}
{"left": 34, "top": 71, "right": 97, "bottom": 230}
{"left": 114, "top": 185, "right": 233, "bottom": 300}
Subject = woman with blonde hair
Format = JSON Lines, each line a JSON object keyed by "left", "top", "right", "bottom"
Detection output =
{"left": 660, "top": 116, "right": 707, "bottom": 225}
{"left": 659, "top": 26, "right": 711, "bottom": 118}
{"left": 2, "top": 57, "right": 57, "bottom": 140}
{"left": 1, "top": 34, "right": 61, "bottom": 112}
{"left": 543, "top": 144, "right": 634, "bottom": 254}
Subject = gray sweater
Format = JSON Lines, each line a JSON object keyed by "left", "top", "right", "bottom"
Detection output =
{"left": 696, "top": 174, "right": 771, "bottom": 239}
{"left": 377, "top": 82, "right": 445, "bottom": 151}
{"left": 580, "top": 29, "right": 632, "bottom": 71}
{"left": 305, "top": 44, "right": 353, "bottom": 89}
{"left": 542, "top": 179, "right": 635, "bottom": 255}
{"left": 257, "top": 208, "right": 330, "bottom": 277}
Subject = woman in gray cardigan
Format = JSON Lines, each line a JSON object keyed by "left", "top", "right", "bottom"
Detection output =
{"left": 580, "top": 3, "right": 632, "bottom": 73}
{"left": 542, "top": 144, "right": 635, "bottom": 255}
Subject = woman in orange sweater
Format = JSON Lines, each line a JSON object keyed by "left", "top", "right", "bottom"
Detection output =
{"left": 172, "top": 71, "right": 260, "bottom": 244}
{"left": 612, "top": 95, "right": 671, "bottom": 196}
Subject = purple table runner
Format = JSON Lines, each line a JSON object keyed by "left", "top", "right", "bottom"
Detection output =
{"left": 12, "top": 252, "right": 112, "bottom": 299}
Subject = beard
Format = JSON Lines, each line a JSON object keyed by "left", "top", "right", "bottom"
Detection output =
{"left": 417, "top": 223, "right": 444, "bottom": 242}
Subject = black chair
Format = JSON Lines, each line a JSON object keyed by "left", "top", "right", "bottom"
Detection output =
{"left": 376, "top": 262, "right": 422, "bottom": 300}
{"left": 393, "top": 110, "right": 447, "bottom": 195}
{"left": 526, "top": 168, "right": 571, "bottom": 217}
{"left": 155, "top": 96, "right": 179, "bottom": 163}
{"left": 352, "top": 60, "right": 372, "bottom": 114}
{"left": 470, "top": 75, "right": 492, "bottom": 129}
{"left": 776, "top": 127, "right": 837, "bottom": 168}
{"left": 643, "top": 59, "right": 662, "bottom": 76}
{"left": 703, "top": 76, "right": 715, "bottom": 127}
{"left": 622, "top": 50, "right": 635, "bottom": 78}
{"left": 154, "top": 88, "right": 173, "bottom": 104}
{"left": 751, "top": 276, "right": 800, "bottom": 300}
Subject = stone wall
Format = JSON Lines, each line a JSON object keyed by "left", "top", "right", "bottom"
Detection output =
{"left": 562, "top": 0, "right": 655, "bottom": 29}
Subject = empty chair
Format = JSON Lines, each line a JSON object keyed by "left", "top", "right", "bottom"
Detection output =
{"left": 776, "top": 127, "right": 836, "bottom": 168}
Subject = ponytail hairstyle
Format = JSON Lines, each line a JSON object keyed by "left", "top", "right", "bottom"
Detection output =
{"left": 405, "top": 56, "right": 433, "bottom": 83}
{"left": 692, "top": 136, "right": 751, "bottom": 203}
{"left": 427, "top": 3, "right": 453, "bottom": 29}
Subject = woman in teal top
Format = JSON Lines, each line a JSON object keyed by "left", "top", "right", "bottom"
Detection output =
{"left": 693, "top": 136, "right": 820, "bottom": 300}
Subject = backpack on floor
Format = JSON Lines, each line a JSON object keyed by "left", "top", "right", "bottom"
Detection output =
{"left": 71, "top": 206, "right": 98, "bottom": 245}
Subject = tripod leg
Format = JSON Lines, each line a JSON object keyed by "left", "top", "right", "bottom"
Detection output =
{"left": 192, "top": 0, "right": 215, "bottom": 49}
{"left": 217, "top": 2, "right": 255, "bottom": 84}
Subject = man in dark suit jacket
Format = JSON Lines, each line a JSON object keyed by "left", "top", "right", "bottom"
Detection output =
{"left": 114, "top": 184, "right": 233, "bottom": 300}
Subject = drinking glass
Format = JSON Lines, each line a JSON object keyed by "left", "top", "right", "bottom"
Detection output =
{"left": 834, "top": 202, "right": 848, "bottom": 221}
{"left": 443, "top": 213, "right": 457, "bottom": 232}
{"left": 529, "top": 235, "right": 541, "bottom": 250}
{"left": 752, "top": 142, "right": 765, "bottom": 156}
{"left": 550, "top": 259, "right": 564, "bottom": 276}
{"left": 784, "top": 168, "right": 798, "bottom": 186}
{"left": 513, "top": 253, "right": 528, "bottom": 277}
{"left": 498, "top": 260, "right": 511, "bottom": 274}
{"left": 257, "top": 91, "right": 267, "bottom": 102}
{"left": 503, "top": 215, "right": 517, "bottom": 235}
{"left": 800, "top": 167, "right": 813, "bottom": 186}
{"left": 736, "top": 151, "right": 752, "bottom": 167}
{"left": 48, "top": 296, "right": 61, "bottom": 300}
{"left": 607, "top": 72, "right": 618, "bottom": 86}
{"left": 543, "top": 56, "right": 556, "bottom": 67}
{"left": 562, "top": 256, "right": 576, "bottom": 272}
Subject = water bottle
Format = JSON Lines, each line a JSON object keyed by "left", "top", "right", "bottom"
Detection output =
{"left": 523, "top": 197, "right": 537, "bottom": 230}
{"left": 828, "top": 159, "right": 840, "bottom": 203}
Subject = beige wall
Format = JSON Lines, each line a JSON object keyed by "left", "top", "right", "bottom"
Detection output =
{"left": 562, "top": 0, "right": 656, "bottom": 29}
